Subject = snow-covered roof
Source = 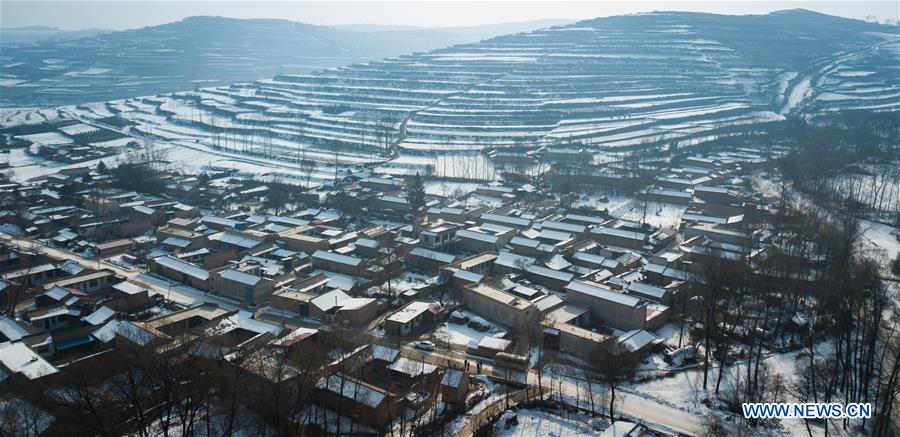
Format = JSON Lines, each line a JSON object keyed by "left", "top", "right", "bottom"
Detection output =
{"left": 510, "top": 236, "right": 540, "bottom": 248}
{"left": 81, "top": 306, "right": 115, "bottom": 326}
{"left": 386, "top": 301, "right": 433, "bottom": 324}
{"left": 525, "top": 265, "right": 574, "bottom": 282}
{"left": 532, "top": 294, "right": 564, "bottom": 313}
{"left": 591, "top": 227, "right": 648, "bottom": 242}
{"left": 480, "top": 222, "right": 514, "bottom": 235}
{"left": 617, "top": 329, "right": 658, "bottom": 352}
{"left": 387, "top": 357, "right": 437, "bottom": 377}
{"left": 538, "top": 228, "right": 572, "bottom": 242}
{"left": 272, "top": 327, "right": 318, "bottom": 347}
{"left": 0, "top": 317, "right": 29, "bottom": 342}
{"left": 0, "top": 341, "right": 58, "bottom": 380}
{"left": 541, "top": 220, "right": 586, "bottom": 234}
{"left": 112, "top": 281, "right": 147, "bottom": 295}
{"left": 209, "top": 231, "right": 262, "bottom": 249}
{"left": 115, "top": 321, "right": 161, "bottom": 346}
{"left": 58, "top": 260, "right": 85, "bottom": 276}
{"left": 452, "top": 269, "right": 483, "bottom": 283}
{"left": 566, "top": 280, "right": 641, "bottom": 308}
{"left": 310, "top": 289, "right": 351, "bottom": 313}
{"left": 477, "top": 336, "right": 511, "bottom": 351}
{"left": 154, "top": 256, "right": 209, "bottom": 280}
{"left": 571, "top": 251, "right": 619, "bottom": 269}
{"left": 456, "top": 229, "right": 499, "bottom": 244}
{"left": 161, "top": 236, "right": 192, "bottom": 248}
{"left": 201, "top": 215, "right": 242, "bottom": 228}
{"left": 312, "top": 250, "right": 363, "bottom": 267}
{"left": 220, "top": 269, "right": 263, "bottom": 286}
{"left": 495, "top": 251, "right": 536, "bottom": 269}
{"left": 91, "top": 319, "right": 121, "bottom": 343}
{"left": 481, "top": 213, "right": 530, "bottom": 227}
{"left": 43, "top": 285, "right": 70, "bottom": 301}
{"left": 316, "top": 374, "right": 387, "bottom": 407}
{"left": 627, "top": 282, "right": 668, "bottom": 300}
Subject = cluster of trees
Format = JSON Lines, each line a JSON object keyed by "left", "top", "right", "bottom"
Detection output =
{"left": 776, "top": 113, "right": 900, "bottom": 220}
{"left": 678, "top": 195, "right": 899, "bottom": 434}
{"left": 111, "top": 139, "right": 169, "bottom": 194}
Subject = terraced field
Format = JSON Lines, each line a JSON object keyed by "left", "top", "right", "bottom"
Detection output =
{"left": 3, "top": 10, "right": 898, "bottom": 180}
{"left": 1, "top": 17, "right": 562, "bottom": 107}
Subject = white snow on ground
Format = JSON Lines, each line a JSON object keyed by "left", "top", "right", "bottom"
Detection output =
{"left": 782, "top": 76, "right": 812, "bottom": 114}
{"left": 575, "top": 194, "right": 685, "bottom": 228}
{"left": 629, "top": 342, "right": 840, "bottom": 435}
{"left": 423, "top": 181, "right": 480, "bottom": 197}
{"left": 433, "top": 312, "right": 507, "bottom": 348}
{"left": 495, "top": 408, "right": 600, "bottom": 436}
{"left": 860, "top": 219, "right": 900, "bottom": 259}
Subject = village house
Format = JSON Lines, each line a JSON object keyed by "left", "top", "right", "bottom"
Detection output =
{"left": 461, "top": 283, "right": 541, "bottom": 335}
{"left": 383, "top": 301, "right": 443, "bottom": 336}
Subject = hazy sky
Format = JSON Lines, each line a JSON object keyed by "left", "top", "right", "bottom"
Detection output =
{"left": 2, "top": 1, "right": 898, "bottom": 30}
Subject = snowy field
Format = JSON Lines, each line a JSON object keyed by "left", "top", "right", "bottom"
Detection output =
{"left": 860, "top": 219, "right": 900, "bottom": 260}
{"left": 575, "top": 193, "right": 686, "bottom": 228}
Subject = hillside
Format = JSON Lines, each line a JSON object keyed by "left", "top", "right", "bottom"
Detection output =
{"left": 3, "top": 10, "right": 898, "bottom": 171}
{"left": 0, "top": 16, "right": 563, "bottom": 107}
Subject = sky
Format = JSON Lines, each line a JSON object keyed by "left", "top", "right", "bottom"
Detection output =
{"left": 2, "top": 1, "right": 898, "bottom": 30}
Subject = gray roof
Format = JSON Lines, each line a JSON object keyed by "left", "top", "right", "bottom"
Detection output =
{"left": 541, "top": 220, "right": 586, "bottom": 234}
{"left": 510, "top": 236, "right": 540, "bottom": 248}
{"left": 161, "top": 236, "right": 192, "bottom": 248}
{"left": 154, "top": 256, "right": 209, "bottom": 280}
{"left": 453, "top": 269, "right": 483, "bottom": 283}
{"left": 481, "top": 213, "right": 530, "bottom": 227}
{"left": 566, "top": 280, "right": 641, "bottom": 308}
{"left": 221, "top": 269, "right": 263, "bottom": 286}
{"left": 495, "top": 251, "right": 536, "bottom": 269}
{"left": 526, "top": 265, "right": 574, "bottom": 282}
{"left": 409, "top": 247, "right": 456, "bottom": 264}
{"left": 312, "top": 250, "right": 363, "bottom": 267}
{"left": 112, "top": 281, "right": 147, "bottom": 295}
{"left": 572, "top": 252, "right": 619, "bottom": 269}
{"left": 82, "top": 306, "right": 115, "bottom": 326}
{"left": 201, "top": 215, "right": 242, "bottom": 228}
{"left": 538, "top": 228, "right": 572, "bottom": 242}
{"left": 591, "top": 227, "right": 648, "bottom": 241}
{"left": 627, "top": 282, "right": 668, "bottom": 300}
{"left": 533, "top": 294, "right": 564, "bottom": 312}
{"left": 456, "top": 229, "right": 499, "bottom": 244}
{"left": 0, "top": 316, "right": 29, "bottom": 341}
{"left": 209, "top": 232, "right": 262, "bottom": 249}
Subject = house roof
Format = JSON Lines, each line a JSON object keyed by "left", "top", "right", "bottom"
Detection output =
{"left": 312, "top": 250, "right": 363, "bottom": 267}
{"left": 388, "top": 357, "right": 437, "bottom": 377}
{"left": 566, "top": 280, "right": 642, "bottom": 308}
{"left": 154, "top": 256, "right": 209, "bottom": 281}
{"left": 310, "top": 289, "right": 352, "bottom": 313}
{"left": 81, "top": 306, "right": 115, "bottom": 326}
{"left": 220, "top": 269, "right": 263, "bottom": 286}
{"left": 386, "top": 301, "right": 435, "bottom": 325}
{"left": 0, "top": 317, "right": 29, "bottom": 342}
{"left": 0, "top": 341, "right": 58, "bottom": 380}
